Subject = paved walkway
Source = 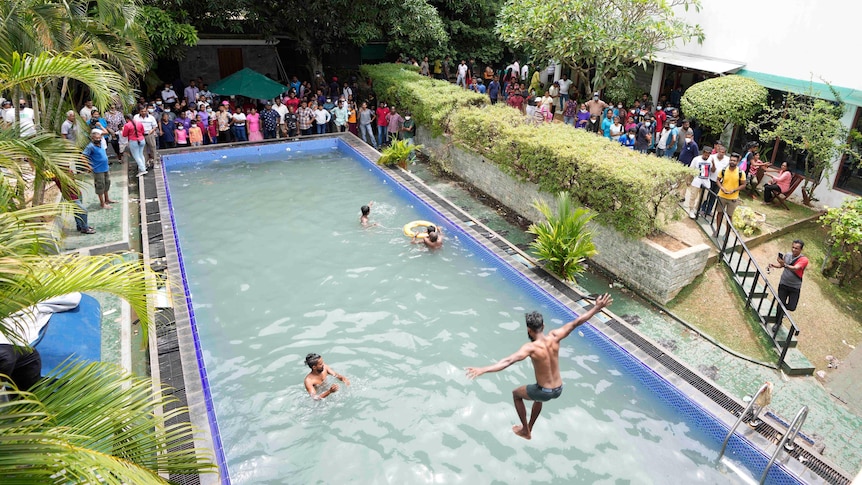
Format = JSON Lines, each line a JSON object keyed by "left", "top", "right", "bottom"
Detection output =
{"left": 407, "top": 160, "right": 862, "bottom": 476}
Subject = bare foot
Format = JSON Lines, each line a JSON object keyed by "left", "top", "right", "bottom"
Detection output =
{"left": 106, "top": 199, "right": 118, "bottom": 204}
{"left": 512, "top": 425, "right": 531, "bottom": 440}
{"left": 101, "top": 203, "right": 112, "bottom": 209}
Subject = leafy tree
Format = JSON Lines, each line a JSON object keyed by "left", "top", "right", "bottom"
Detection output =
{"left": 496, "top": 0, "right": 704, "bottom": 96}
{"left": 389, "top": 0, "right": 508, "bottom": 65}
{"left": 752, "top": 83, "right": 860, "bottom": 205}
{"left": 147, "top": 0, "right": 449, "bottom": 78}
{"left": 528, "top": 191, "right": 597, "bottom": 281}
{"left": 820, "top": 197, "right": 862, "bottom": 287}
{"left": 680, "top": 75, "right": 767, "bottom": 143}
{"left": 138, "top": 6, "right": 199, "bottom": 61}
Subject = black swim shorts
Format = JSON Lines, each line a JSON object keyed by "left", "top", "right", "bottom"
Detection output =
{"left": 526, "top": 383, "right": 562, "bottom": 402}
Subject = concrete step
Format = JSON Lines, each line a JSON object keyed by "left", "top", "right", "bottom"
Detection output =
{"left": 780, "top": 348, "right": 815, "bottom": 376}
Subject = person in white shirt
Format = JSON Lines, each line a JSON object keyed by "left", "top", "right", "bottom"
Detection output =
{"left": 684, "top": 145, "right": 714, "bottom": 219}
{"left": 520, "top": 63, "right": 529, "bottom": 82}
{"left": 1, "top": 100, "right": 15, "bottom": 126}
{"left": 702, "top": 143, "right": 729, "bottom": 217}
{"left": 556, "top": 75, "right": 572, "bottom": 112}
{"left": 61, "top": 110, "right": 77, "bottom": 141}
{"left": 161, "top": 83, "right": 178, "bottom": 104}
{"left": 313, "top": 104, "right": 331, "bottom": 134}
{"left": 18, "top": 99, "right": 36, "bottom": 136}
{"left": 273, "top": 98, "right": 289, "bottom": 136}
{"left": 456, "top": 60, "right": 469, "bottom": 89}
{"left": 79, "top": 100, "right": 94, "bottom": 123}
{"left": 133, "top": 107, "right": 159, "bottom": 163}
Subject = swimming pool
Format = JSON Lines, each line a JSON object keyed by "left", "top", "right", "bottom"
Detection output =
{"left": 161, "top": 138, "right": 811, "bottom": 484}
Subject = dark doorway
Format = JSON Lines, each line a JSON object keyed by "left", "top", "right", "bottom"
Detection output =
{"left": 218, "top": 48, "right": 244, "bottom": 79}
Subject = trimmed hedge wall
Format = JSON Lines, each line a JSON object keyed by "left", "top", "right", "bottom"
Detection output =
{"left": 363, "top": 64, "right": 694, "bottom": 238}
{"left": 360, "top": 63, "right": 488, "bottom": 137}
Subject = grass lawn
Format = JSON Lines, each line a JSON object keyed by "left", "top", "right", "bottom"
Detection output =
{"left": 667, "top": 263, "right": 777, "bottom": 363}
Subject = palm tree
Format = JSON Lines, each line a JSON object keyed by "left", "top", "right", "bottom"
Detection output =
{"left": 0, "top": 362, "right": 217, "bottom": 483}
{"left": 0, "top": 175, "right": 217, "bottom": 482}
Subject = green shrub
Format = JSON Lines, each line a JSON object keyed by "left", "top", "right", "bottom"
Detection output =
{"left": 361, "top": 64, "right": 488, "bottom": 136}
{"left": 364, "top": 65, "right": 695, "bottom": 238}
{"left": 732, "top": 205, "right": 764, "bottom": 236}
{"left": 377, "top": 140, "right": 422, "bottom": 169}
{"left": 527, "top": 192, "right": 597, "bottom": 281}
{"left": 449, "top": 106, "right": 694, "bottom": 237}
{"left": 681, "top": 75, "right": 767, "bottom": 138}
{"left": 820, "top": 198, "right": 862, "bottom": 286}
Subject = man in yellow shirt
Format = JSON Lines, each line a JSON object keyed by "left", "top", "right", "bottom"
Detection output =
{"left": 713, "top": 152, "right": 746, "bottom": 237}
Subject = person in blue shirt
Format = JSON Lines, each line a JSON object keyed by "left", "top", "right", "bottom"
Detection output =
{"left": 600, "top": 110, "right": 614, "bottom": 139}
{"left": 159, "top": 113, "right": 176, "bottom": 149}
{"left": 83, "top": 129, "right": 115, "bottom": 209}
{"left": 487, "top": 76, "right": 500, "bottom": 104}
{"left": 677, "top": 131, "right": 700, "bottom": 166}
{"left": 619, "top": 128, "right": 637, "bottom": 149}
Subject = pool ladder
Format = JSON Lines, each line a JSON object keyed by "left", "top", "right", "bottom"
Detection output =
{"left": 717, "top": 382, "right": 809, "bottom": 484}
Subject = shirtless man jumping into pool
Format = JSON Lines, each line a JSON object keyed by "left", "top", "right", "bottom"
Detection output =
{"left": 304, "top": 353, "right": 350, "bottom": 400}
{"left": 466, "top": 294, "right": 612, "bottom": 439}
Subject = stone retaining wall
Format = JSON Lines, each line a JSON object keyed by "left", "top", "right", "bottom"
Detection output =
{"left": 417, "top": 130, "right": 710, "bottom": 303}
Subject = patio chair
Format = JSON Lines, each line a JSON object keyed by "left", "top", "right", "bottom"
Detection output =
{"left": 771, "top": 174, "right": 805, "bottom": 210}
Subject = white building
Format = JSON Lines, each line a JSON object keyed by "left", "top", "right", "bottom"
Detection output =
{"left": 650, "top": 0, "right": 861, "bottom": 207}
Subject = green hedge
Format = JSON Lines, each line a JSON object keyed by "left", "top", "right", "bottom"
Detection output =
{"left": 364, "top": 64, "right": 694, "bottom": 238}
{"left": 361, "top": 64, "right": 488, "bottom": 137}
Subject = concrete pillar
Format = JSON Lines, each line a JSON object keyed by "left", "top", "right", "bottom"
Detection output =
{"left": 650, "top": 62, "right": 664, "bottom": 106}
{"left": 554, "top": 61, "right": 562, "bottom": 83}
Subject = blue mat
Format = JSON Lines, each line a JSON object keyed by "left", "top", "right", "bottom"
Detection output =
{"left": 33, "top": 294, "right": 102, "bottom": 376}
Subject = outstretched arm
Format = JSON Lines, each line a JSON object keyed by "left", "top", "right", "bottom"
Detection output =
{"left": 466, "top": 345, "right": 531, "bottom": 379}
{"left": 550, "top": 293, "right": 612, "bottom": 342}
{"left": 326, "top": 364, "right": 350, "bottom": 386}
{"left": 305, "top": 378, "right": 338, "bottom": 400}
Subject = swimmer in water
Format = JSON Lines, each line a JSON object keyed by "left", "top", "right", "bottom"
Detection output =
{"left": 304, "top": 353, "right": 351, "bottom": 400}
{"left": 412, "top": 224, "right": 443, "bottom": 249}
{"left": 466, "top": 294, "right": 613, "bottom": 439}
{"left": 360, "top": 201, "right": 376, "bottom": 227}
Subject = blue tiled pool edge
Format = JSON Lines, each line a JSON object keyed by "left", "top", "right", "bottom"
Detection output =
{"left": 157, "top": 135, "right": 842, "bottom": 485}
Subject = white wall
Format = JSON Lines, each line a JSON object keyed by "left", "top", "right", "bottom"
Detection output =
{"left": 670, "top": 0, "right": 861, "bottom": 91}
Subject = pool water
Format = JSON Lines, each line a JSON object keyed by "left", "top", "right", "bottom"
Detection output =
{"left": 166, "top": 144, "right": 750, "bottom": 484}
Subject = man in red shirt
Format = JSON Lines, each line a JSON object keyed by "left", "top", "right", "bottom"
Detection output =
{"left": 767, "top": 239, "right": 808, "bottom": 331}
{"left": 375, "top": 102, "right": 390, "bottom": 148}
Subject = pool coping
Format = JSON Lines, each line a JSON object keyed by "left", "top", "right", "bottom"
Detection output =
{"left": 152, "top": 134, "right": 852, "bottom": 485}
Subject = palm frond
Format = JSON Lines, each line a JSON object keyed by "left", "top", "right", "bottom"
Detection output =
{"left": 0, "top": 362, "right": 217, "bottom": 483}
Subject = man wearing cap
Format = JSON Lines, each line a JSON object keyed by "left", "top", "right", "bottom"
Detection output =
{"left": 83, "top": 129, "right": 115, "bottom": 209}
{"left": 61, "top": 110, "right": 78, "bottom": 141}
{"left": 585, "top": 92, "right": 608, "bottom": 118}
{"left": 261, "top": 102, "right": 279, "bottom": 139}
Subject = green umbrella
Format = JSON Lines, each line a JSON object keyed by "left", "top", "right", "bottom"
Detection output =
{"left": 208, "top": 68, "right": 289, "bottom": 100}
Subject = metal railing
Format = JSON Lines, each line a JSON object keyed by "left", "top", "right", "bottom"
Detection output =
{"left": 758, "top": 406, "right": 809, "bottom": 485}
{"left": 717, "top": 382, "right": 772, "bottom": 461}
{"left": 694, "top": 187, "right": 800, "bottom": 370}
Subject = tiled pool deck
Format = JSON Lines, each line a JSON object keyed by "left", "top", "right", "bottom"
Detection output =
{"left": 69, "top": 135, "right": 859, "bottom": 483}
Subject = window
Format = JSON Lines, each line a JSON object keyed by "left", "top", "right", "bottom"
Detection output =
{"left": 833, "top": 107, "right": 862, "bottom": 196}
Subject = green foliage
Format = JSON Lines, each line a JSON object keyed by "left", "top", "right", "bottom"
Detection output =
{"left": 527, "top": 192, "right": 597, "bottom": 281}
{"left": 449, "top": 105, "right": 695, "bottom": 237}
{"left": 0, "top": 362, "right": 216, "bottom": 483}
{"left": 752, "top": 82, "right": 859, "bottom": 204}
{"left": 732, "top": 205, "right": 763, "bottom": 237}
{"left": 681, "top": 75, "right": 767, "bottom": 138}
{"left": 820, "top": 198, "right": 862, "bottom": 286}
{"left": 378, "top": 140, "right": 423, "bottom": 169}
{"left": 496, "top": 0, "right": 704, "bottom": 95}
{"left": 603, "top": 73, "right": 642, "bottom": 106}
{"left": 361, "top": 64, "right": 488, "bottom": 137}
{"left": 138, "top": 6, "right": 199, "bottom": 60}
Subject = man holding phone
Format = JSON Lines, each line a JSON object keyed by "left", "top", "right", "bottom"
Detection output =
{"left": 767, "top": 240, "right": 808, "bottom": 331}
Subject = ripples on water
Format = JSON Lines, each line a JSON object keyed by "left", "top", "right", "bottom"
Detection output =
{"left": 168, "top": 150, "right": 741, "bottom": 484}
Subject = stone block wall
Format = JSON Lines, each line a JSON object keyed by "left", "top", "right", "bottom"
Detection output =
{"left": 417, "top": 130, "right": 710, "bottom": 303}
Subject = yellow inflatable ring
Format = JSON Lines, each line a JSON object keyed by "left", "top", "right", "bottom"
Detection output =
{"left": 403, "top": 220, "right": 435, "bottom": 238}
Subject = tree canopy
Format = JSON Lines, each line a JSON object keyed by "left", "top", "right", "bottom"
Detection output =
{"left": 681, "top": 75, "right": 767, "bottom": 139}
{"left": 496, "top": 0, "right": 704, "bottom": 94}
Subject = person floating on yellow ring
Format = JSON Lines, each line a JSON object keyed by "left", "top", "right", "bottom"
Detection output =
{"left": 409, "top": 223, "right": 443, "bottom": 250}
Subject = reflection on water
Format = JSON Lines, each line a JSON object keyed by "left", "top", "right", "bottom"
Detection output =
{"left": 168, "top": 150, "right": 741, "bottom": 484}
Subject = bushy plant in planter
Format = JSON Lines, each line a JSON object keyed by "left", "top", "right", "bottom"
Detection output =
{"left": 732, "top": 205, "right": 765, "bottom": 237}
{"left": 527, "top": 191, "right": 597, "bottom": 281}
{"left": 377, "top": 140, "right": 423, "bottom": 169}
